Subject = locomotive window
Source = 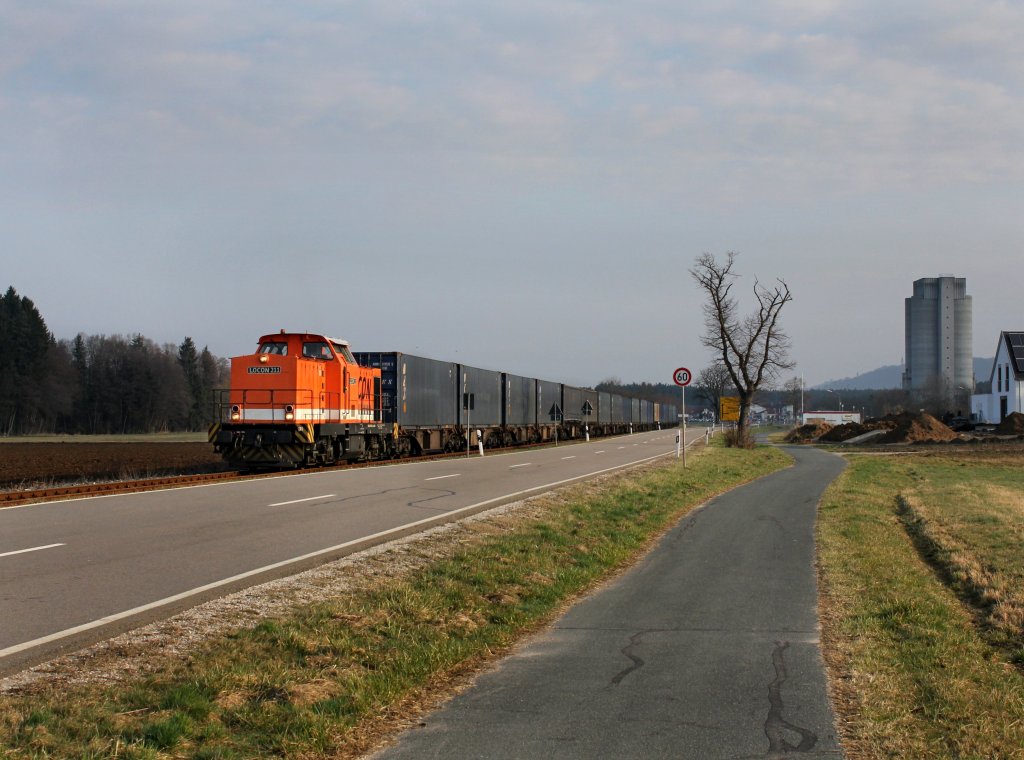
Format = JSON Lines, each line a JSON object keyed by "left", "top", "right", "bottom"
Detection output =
{"left": 259, "top": 342, "right": 288, "bottom": 356}
{"left": 332, "top": 342, "right": 356, "bottom": 363}
{"left": 303, "top": 342, "right": 334, "bottom": 360}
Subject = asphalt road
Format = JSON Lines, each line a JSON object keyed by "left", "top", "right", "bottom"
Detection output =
{"left": 373, "top": 445, "right": 847, "bottom": 760}
{"left": 0, "top": 427, "right": 702, "bottom": 677}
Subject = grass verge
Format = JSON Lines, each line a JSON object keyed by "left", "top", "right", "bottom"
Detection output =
{"left": 1, "top": 441, "right": 788, "bottom": 759}
{"left": 817, "top": 448, "right": 1024, "bottom": 759}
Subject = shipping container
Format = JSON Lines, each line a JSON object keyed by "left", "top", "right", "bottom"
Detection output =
{"left": 580, "top": 388, "right": 599, "bottom": 427}
{"left": 610, "top": 393, "right": 630, "bottom": 425}
{"left": 598, "top": 392, "right": 612, "bottom": 426}
{"left": 503, "top": 373, "right": 537, "bottom": 427}
{"left": 641, "top": 400, "right": 653, "bottom": 425}
{"left": 561, "top": 385, "right": 583, "bottom": 422}
{"left": 458, "top": 364, "right": 503, "bottom": 428}
{"left": 533, "top": 380, "right": 560, "bottom": 422}
{"left": 354, "top": 352, "right": 458, "bottom": 428}
{"left": 631, "top": 398, "right": 641, "bottom": 426}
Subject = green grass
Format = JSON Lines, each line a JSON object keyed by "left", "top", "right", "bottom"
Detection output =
{"left": 817, "top": 449, "right": 1024, "bottom": 759}
{"left": 0, "top": 442, "right": 788, "bottom": 759}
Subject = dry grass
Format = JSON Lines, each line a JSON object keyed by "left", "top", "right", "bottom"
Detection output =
{"left": 817, "top": 447, "right": 1024, "bottom": 759}
{"left": 899, "top": 491, "right": 1024, "bottom": 650}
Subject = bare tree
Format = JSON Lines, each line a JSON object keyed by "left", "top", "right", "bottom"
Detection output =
{"left": 782, "top": 376, "right": 804, "bottom": 422}
{"left": 690, "top": 252, "right": 794, "bottom": 445}
{"left": 693, "top": 362, "right": 733, "bottom": 419}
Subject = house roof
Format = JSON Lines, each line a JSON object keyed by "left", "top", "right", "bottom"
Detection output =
{"left": 999, "top": 332, "right": 1024, "bottom": 380}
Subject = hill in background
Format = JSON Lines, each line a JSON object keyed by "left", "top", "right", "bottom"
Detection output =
{"left": 818, "top": 357, "right": 993, "bottom": 390}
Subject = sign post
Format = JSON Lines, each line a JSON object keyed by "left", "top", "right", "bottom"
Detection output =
{"left": 673, "top": 367, "right": 691, "bottom": 466}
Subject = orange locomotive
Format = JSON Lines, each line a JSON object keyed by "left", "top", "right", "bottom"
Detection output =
{"left": 209, "top": 331, "right": 387, "bottom": 467}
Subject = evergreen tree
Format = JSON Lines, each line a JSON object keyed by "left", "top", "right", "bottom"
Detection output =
{"left": 0, "top": 287, "right": 55, "bottom": 434}
{"left": 177, "top": 337, "right": 203, "bottom": 430}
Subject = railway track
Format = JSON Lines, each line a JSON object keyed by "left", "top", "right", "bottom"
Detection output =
{"left": 0, "top": 470, "right": 250, "bottom": 507}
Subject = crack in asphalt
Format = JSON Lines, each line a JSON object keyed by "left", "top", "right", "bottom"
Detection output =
{"left": 319, "top": 486, "right": 457, "bottom": 513}
{"left": 764, "top": 640, "right": 818, "bottom": 754}
{"left": 609, "top": 630, "right": 649, "bottom": 686}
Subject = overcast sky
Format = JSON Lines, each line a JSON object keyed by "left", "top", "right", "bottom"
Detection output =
{"left": 3, "top": 1, "right": 1021, "bottom": 387}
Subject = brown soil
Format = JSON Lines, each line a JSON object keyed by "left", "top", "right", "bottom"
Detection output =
{"left": 0, "top": 442, "right": 227, "bottom": 489}
{"left": 788, "top": 412, "right": 959, "bottom": 446}
{"left": 996, "top": 412, "right": 1024, "bottom": 435}
{"left": 785, "top": 423, "right": 833, "bottom": 443}
{"left": 874, "top": 412, "right": 958, "bottom": 444}
{"left": 818, "top": 423, "right": 872, "bottom": 442}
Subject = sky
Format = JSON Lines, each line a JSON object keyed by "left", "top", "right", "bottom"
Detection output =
{"left": 2, "top": 1, "right": 1022, "bottom": 388}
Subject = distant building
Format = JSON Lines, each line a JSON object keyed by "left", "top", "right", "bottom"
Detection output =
{"left": 902, "top": 276, "right": 973, "bottom": 400}
{"left": 802, "top": 411, "right": 862, "bottom": 426}
{"left": 970, "top": 332, "right": 1024, "bottom": 423}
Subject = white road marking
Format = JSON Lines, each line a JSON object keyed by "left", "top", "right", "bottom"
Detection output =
{"left": 0, "top": 447, "right": 676, "bottom": 662}
{"left": 561, "top": 456, "right": 576, "bottom": 460}
{"left": 0, "top": 543, "right": 65, "bottom": 559}
{"left": 509, "top": 463, "right": 531, "bottom": 469}
{"left": 595, "top": 451, "right": 606, "bottom": 454}
{"left": 425, "top": 474, "right": 460, "bottom": 481}
{"left": 269, "top": 495, "right": 336, "bottom": 507}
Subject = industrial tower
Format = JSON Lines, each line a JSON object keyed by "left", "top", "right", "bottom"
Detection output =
{"left": 902, "top": 276, "right": 973, "bottom": 400}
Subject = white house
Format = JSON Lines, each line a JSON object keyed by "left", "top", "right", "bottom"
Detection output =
{"left": 971, "top": 332, "right": 1024, "bottom": 423}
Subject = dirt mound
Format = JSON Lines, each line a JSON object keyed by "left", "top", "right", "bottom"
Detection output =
{"left": 996, "top": 412, "right": 1024, "bottom": 435}
{"left": 874, "top": 412, "right": 958, "bottom": 444}
{"left": 785, "top": 423, "right": 833, "bottom": 443}
{"left": 817, "top": 423, "right": 872, "bottom": 442}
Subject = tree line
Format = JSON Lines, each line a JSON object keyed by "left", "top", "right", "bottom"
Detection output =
{"left": 0, "top": 287, "right": 228, "bottom": 435}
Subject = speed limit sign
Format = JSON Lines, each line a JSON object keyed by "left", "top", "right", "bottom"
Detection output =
{"left": 673, "top": 367, "right": 692, "bottom": 386}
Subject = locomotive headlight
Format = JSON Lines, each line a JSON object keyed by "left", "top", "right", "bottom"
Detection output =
{"left": 284, "top": 405, "right": 295, "bottom": 421}
{"left": 231, "top": 405, "right": 241, "bottom": 421}
{"left": 259, "top": 355, "right": 269, "bottom": 364}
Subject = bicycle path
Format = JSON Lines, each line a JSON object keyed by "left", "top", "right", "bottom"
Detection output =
{"left": 373, "top": 445, "right": 847, "bottom": 759}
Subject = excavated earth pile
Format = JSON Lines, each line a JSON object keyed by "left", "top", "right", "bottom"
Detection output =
{"left": 788, "top": 412, "right": 960, "bottom": 446}
{"left": 996, "top": 412, "right": 1024, "bottom": 435}
{"left": 873, "top": 412, "right": 958, "bottom": 444}
{"left": 784, "top": 423, "right": 833, "bottom": 443}
{"left": 818, "top": 422, "right": 876, "bottom": 442}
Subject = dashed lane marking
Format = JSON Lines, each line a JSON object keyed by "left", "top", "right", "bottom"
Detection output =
{"left": 269, "top": 495, "right": 336, "bottom": 507}
{"left": 0, "top": 543, "right": 65, "bottom": 560}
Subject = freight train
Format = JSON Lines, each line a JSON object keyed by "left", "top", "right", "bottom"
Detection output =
{"left": 208, "top": 330, "right": 678, "bottom": 468}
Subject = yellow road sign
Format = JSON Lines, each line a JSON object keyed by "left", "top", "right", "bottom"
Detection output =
{"left": 719, "top": 397, "right": 740, "bottom": 421}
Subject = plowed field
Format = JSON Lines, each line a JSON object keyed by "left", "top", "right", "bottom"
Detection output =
{"left": 0, "top": 442, "right": 228, "bottom": 489}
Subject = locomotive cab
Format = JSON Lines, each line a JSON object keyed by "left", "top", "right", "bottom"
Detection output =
{"left": 210, "top": 330, "right": 384, "bottom": 467}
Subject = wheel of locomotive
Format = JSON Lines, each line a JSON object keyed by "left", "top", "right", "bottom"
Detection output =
{"left": 485, "top": 430, "right": 502, "bottom": 449}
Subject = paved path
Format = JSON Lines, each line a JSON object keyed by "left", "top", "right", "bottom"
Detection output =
{"left": 373, "top": 445, "right": 846, "bottom": 759}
